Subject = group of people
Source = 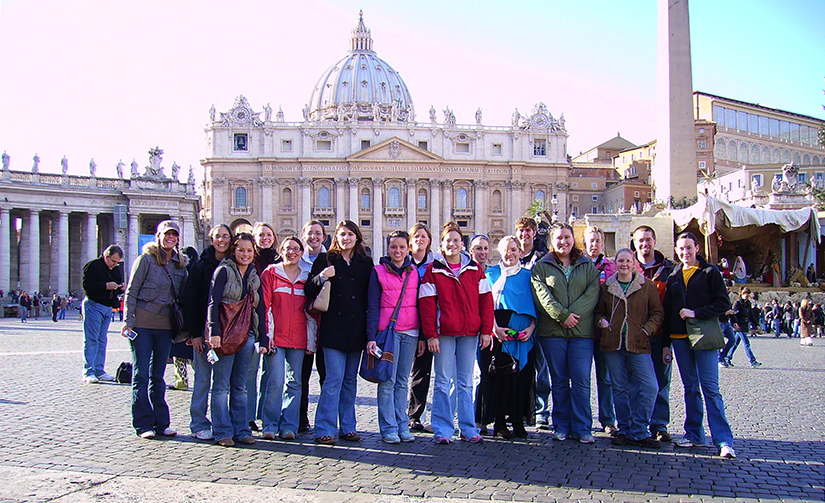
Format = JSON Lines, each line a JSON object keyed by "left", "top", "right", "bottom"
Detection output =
{"left": 765, "top": 298, "right": 821, "bottom": 345}
{"left": 78, "top": 215, "right": 742, "bottom": 459}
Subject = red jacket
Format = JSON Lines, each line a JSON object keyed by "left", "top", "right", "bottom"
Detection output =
{"left": 261, "top": 263, "right": 313, "bottom": 350}
{"left": 418, "top": 255, "right": 494, "bottom": 340}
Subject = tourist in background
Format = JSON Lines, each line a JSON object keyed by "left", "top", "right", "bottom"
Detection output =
{"left": 720, "top": 286, "right": 762, "bottom": 367}
{"left": 407, "top": 223, "right": 435, "bottom": 433}
{"left": 799, "top": 298, "right": 814, "bottom": 346}
{"left": 81, "top": 245, "right": 125, "bottom": 383}
{"left": 121, "top": 221, "right": 187, "bottom": 439}
{"left": 183, "top": 223, "right": 232, "bottom": 441}
{"left": 19, "top": 292, "right": 31, "bottom": 323}
{"left": 419, "top": 222, "right": 493, "bottom": 445}
{"left": 307, "top": 220, "right": 372, "bottom": 445}
{"left": 298, "top": 220, "right": 327, "bottom": 433}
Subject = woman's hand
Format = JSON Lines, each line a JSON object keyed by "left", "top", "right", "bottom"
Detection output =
{"left": 493, "top": 326, "right": 509, "bottom": 342}
{"left": 269, "top": 338, "right": 277, "bottom": 351}
{"left": 322, "top": 266, "right": 336, "bottom": 279}
{"left": 480, "top": 333, "right": 492, "bottom": 350}
{"left": 209, "top": 336, "right": 221, "bottom": 349}
{"left": 416, "top": 340, "right": 426, "bottom": 357}
{"left": 259, "top": 345, "right": 269, "bottom": 355}
{"left": 120, "top": 326, "right": 132, "bottom": 338}
{"left": 366, "top": 341, "right": 377, "bottom": 355}
{"left": 598, "top": 318, "right": 610, "bottom": 329}
{"left": 679, "top": 308, "right": 695, "bottom": 319}
{"left": 562, "top": 313, "right": 580, "bottom": 328}
{"left": 662, "top": 346, "right": 673, "bottom": 365}
{"left": 191, "top": 336, "right": 204, "bottom": 353}
{"left": 427, "top": 338, "right": 440, "bottom": 354}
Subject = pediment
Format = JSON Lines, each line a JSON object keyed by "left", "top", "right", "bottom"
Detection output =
{"left": 348, "top": 137, "right": 442, "bottom": 162}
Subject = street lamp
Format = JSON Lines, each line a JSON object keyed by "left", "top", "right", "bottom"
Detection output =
{"left": 551, "top": 193, "right": 559, "bottom": 222}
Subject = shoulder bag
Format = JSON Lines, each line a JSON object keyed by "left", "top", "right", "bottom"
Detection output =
{"left": 217, "top": 290, "right": 254, "bottom": 356}
{"left": 685, "top": 317, "right": 726, "bottom": 351}
{"left": 359, "top": 270, "right": 411, "bottom": 383}
{"left": 162, "top": 266, "right": 189, "bottom": 344}
{"left": 307, "top": 256, "right": 331, "bottom": 314}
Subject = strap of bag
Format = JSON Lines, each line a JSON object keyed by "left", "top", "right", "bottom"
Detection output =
{"left": 161, "top": 265, "right": 180, "bottom": 303}
{"left": 388, "top": 270, "right": 412, "bottom": 329}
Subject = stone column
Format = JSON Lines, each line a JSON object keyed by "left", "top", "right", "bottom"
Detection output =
{"left": 474, "top": 180, "right": 487, "bottom": 235}
{"left": 442, "top": 179, "right": 453, "bottom": 226}
{"left": 406, "top": 178, "right": 418, "bottom": 230}
{"left": 28, "top": 209, "right": 40, "bottom": 293}
{"left": 182, "top": 215, "right": 195, "bottom": 250}
{"left": 260, "top": 177, "right": 273, "bottom": 224}
{"left": 211, "top": 177, "right": 226, "bottom": 228}
{"left": 298, "top": 178, "right": 311, "bottom": 226}
{"left": 348, "top": 178, "right": 359, "bottom": 222}
{"left": 334, "top": 178, "right": 346, "bottom": 225}
{"left": 372, "top": 178, "right": 384, "bottom": 262}
{"left": 511, "top": 181, "right": 525, "bottom": 219}
{"left": 128, "top": 213, "right": 140, "bottom": 273}
{"left": 58, "top": 211, "right": 69, "bottom": 295}
{"left": 429, "top": 179, "right": 441, "bottom": 232}
{"left": 86, "top": 213, "right": 98, "bottom": 265}
{"left": 0, "top": 208, "right": 9, "bottom": 294}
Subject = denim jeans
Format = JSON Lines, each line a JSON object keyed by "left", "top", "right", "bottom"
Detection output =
{"left": 314, "top": 347, "right": 360, "bottom": 438}
{"left": 211, "top": 336, "right": 255, "bottom": 441}
{"left": 538, "top": 337, "right": 593, "bottom": 437}
{"left": 593, "top": 344, "right": 616, "bottom": 427}
{"left": 534, "top": 341, "right": 551, "bottom": 422}
{"left": 83, "top": 298, "right": 113, "bottom": 377}
{"left": 719, "top": 321, "right": 736, "bottom": 363}
{"left": 648, "top": 335, "right": 672, "bottom": 434}
{"left": 773, "top": 318, "right": 782, "bottom": 338}
{"left": 261, "top": 347, "right": 305, "bottom": 435}
{"left": 603, "top": 348, "right": 657, "bottom": 440}
{"left": 671, "top": 338, "right": 735, "bottom": 448}
{"left": 377, "top": 329, "right": 419, "bottom": 436}
{"left": 189, "top": 345, "right": 213, "bottom": 434}
{"left": 130, "top": 328, "right": 173, "bottom": 435}
{"left": 793, "top": 319, "right": 801, "bottom": 338}
{"left": 246, "top": 351, "right": 269, "bottom": 423}
{"left": 729, "top": 331, "right": 758, "bottom": 364}
{"left": 431, "top": 335, "right": 478, "bottom": 439}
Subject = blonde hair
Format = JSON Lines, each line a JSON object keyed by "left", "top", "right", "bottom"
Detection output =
{"left": 497, "top": 235, "right": 521, "bottom": 256}
{"left": 252, "top": 222, "right": 279, "bottom": 251}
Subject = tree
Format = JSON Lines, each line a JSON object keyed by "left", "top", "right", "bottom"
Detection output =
{"left": 524, "top": 198, "right": 545, "bottom": 219}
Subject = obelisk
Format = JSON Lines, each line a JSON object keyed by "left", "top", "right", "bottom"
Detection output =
{"left": 655, "top": 0, "right": 697, "bottom": 206}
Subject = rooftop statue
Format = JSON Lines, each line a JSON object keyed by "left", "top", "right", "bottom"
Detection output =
{"left": 32, "top": 153, "right": 40, "bottom": 173}
{"left": 116, "top": 159, "right": 124, "bottom": 179}
{"left": 130, "top": 158, "right": 139, "bottom": 177}
{"left": 171, "top": 162, "right": 180, "bottom": 180}
{"left": 429, "top": 105, "right": 437, "bottom": 124}
{"left": 188, "top": 165, "right": 196, "bottom": 185}
{"left": 475, "top": 107, "right": 482, "bottom": 125}
{"left": 264, "top": 103, "right": 272, "bottom": 122}
{"left": 61, "top": 156, "right": 68, "bottom": 174}
{"left": 89, "top": 158, "right": 96, "bottom": 177}
{"left": 209, "top": 104, "right": 216, "bottom": 122}
{"left": 144, "top": 146, "right": 165, "bottom": 178}
{"left": 512, "top": 108, "right": 521, "bottom": 128}
{"left": 2, "top": 151, "right": 10, "bottom": 170}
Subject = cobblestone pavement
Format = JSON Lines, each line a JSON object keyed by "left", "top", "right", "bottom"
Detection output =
{"left": 0, "top": 315, "right": 823, "bottom": 503}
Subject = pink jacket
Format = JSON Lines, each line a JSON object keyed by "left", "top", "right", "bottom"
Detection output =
{"left": 366, "top": 257, "right": 420, "bottom": 340}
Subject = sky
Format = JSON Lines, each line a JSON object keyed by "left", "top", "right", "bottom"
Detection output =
{"left": 1, "top": 0, "right": 823, "bottom": 184}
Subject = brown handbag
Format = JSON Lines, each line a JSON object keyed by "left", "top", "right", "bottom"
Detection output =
{"left": 216, "top": 291, "right": 254, "bottom": 356}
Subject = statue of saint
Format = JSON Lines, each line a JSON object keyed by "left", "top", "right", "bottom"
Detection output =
{"left": 264, "top": 103, "right": 272, "bottom": 122}
{"left": 512, "top": 108, "right": 521, "bottom": 128}
{"left": 302, "top": 104, "right": 310, "bottom": 121}
{"left": 276, "top": 106, "right": 284, "bottom": 122}
{"left": 209, "top": 104, "right": 216, "bottom": 122}
{"left": 429, "top": 105, "right": 437, "bottom": 123}
{"left": 61, "top": 155, "right": 68, "bottom": 174}
{"left": 475, "top": 107, "right": 482, "bottom": 125}
{"left": 32, "top": 153, "right": 40, "bottom": 173}
{"left": 372, "top": 101, "right": 382, "bottom": 122}
{"left": 187, "top": 165, "right": 196, "bottom": 185}
{"left": 116, "top": 159, "right": 124, "bottom": 179}
{"left": 171, "top": 162, "right": 180, "bottom": 180}
{"left": 89, "top": 158, "right": 97, "bottom": 176}
{"left": 1, "top": 151, "right": 9, "bottom": 170}
{"left": 130, "top": 158, "right": 139, "bottom": 177}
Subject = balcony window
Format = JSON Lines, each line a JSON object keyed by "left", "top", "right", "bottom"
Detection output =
{"left": 456, "top": 188, "right": 468, "bottom": 209}
{"left": 235, "top": 187, "right": 247, "bottom": 208}
{"left": 388, "top": 187, "right": 401, "bottom": 208}
{"left": 234, "top": 133, "right": 248, "bottom": 151}
{"left": 317, "top": 187, "right": 330, "bottom": 208}
{"left": 533, "top": 139, "right": 546, "bottom": 156}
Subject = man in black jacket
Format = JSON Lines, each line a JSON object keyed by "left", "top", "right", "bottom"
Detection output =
{"left": 82, "top": 245, "right": 124, "bottom": 384}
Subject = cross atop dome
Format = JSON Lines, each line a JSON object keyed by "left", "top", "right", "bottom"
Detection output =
{"left": 350, "top": 10, "right": 374, "bottom": 52}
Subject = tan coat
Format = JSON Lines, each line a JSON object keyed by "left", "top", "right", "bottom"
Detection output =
{"left": 594, "top": 271, "right": 664, "bottom": 354}
{"left": 799, "top": 304, "right": 814, "bottom": 339}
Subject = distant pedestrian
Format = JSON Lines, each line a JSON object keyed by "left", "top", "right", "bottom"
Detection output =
{"left": 82, "top": 245, "right": 125, "bottom": 384}
{"left": 799, "top": 299, "right": 814, "bottom": 346}
{"left": 32, "top": 294, "right": 40, "bottom": 319}
{"left": 52, "top": 295, "right": 60, "bottom": 322}
{"left": 19, "top": 292, "right": 31, "bottom": 322}
{"left": 59, "top": 296, "right": 68, "bottom": 320}
{"left": 720, "top": 287, "right": 762, "bottom": 368}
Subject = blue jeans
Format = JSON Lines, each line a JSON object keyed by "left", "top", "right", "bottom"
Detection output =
{"left": 671, "top": 338, "right": 734, "bottom": 448}
{"left": 377, "top": 329, "right": 419, "bottom": 436}
{"left": 719, "top": 321, "right": 736, "bottom": 363}
{"left": 648, "top": 335, "right": 672, "bottom": 434}
{"left": 603, "top": 349, "right": 657, "bottom": 440}
{"left": 83, "top": 298, "right": 113, "bottom": 377}
{"left": 189, "top": 346, "right": 213, "bottom": 434}
{"left": 534, "top": 341, "right": 551, "bottom": 422}
{"left": 792, "top": 319, "right": 801, "bottom": 338}
{"left": 314, "top": 347, "right": 360, "bottom": 438}
{"left": 261, "top": 347, "right": 305, "bottom": 435}
{"left": 130, "top": 328, "right": 173, "bottom": 435}
{"left": 539, "top": 337, "right": 593, "bottom": 437}
{"left": 21, "top": 306, "right": 28, "bottom": 321}
{"left": 593, "top": 344, "right": 616, "bottom": 427}
{"left": 728, "top": 331, "right": 758, "bottom": 365}
{"left": 431, "top": 335, "right": 478, "bottom": 439}
{"left": 246, "top": 351, "right": 269, "bottom": 423}
{"left": 211, "top": 336, "right": 255, "bottom": 441}
{"left": 773, "top": 318, "right": 782, "bottom": 338}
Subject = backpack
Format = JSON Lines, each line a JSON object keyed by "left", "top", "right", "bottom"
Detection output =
{"left": 115, "top": 361, "right": 132, "bottom": 384}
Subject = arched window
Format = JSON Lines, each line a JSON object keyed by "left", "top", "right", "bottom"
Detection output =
{"left": 536, "top": 190, "right": 546, "bottom": 204}
{"left": 803, "top": 154, "right": 811, "bottom": 165}
{"left": 282, "top": 187, "right": 293, "bottom": 208}
{"left": 782, "top": 149, "right": 791, "bottom": 163}
{"left": 814, "top": 155, "right": 821, "bottom": 165}
{"left": 360, "top": 187, "right": 371, "bottom": 209}
{"left": 738, "top": 142, "right": 748, "bottom": 163}
{"left": 388, "top": 187, "right": 401, "bottom": 207}
{"left": 762, "top": 146, "right": 770, "bottom": 164}
{"left": 793, "top": 152, "right": 801, "bottom": 165}
{"left": 317, "top": 186, "right": 330, "bottom": 207}
{"left": 235, "top": 187, "right": 247, "bottom": 208}
{"left": 492, "top": 189, "right": 502, "bottom": 210}
{"left": 751, "top": 144, "right": 760, "bottom": 164}
{"left": 727, "top": 141, "right": 737, "bottom": 162}
{"left": 456, "top": 188, "right": 468, "bottom": 209}
{"left": 417, "top": 188, "right": 428, "bottom": 209}
{"left": 773, "top": 148, "right": 781, "bottom": 163}
{"left": 716, "top": 138, "right": 726, "bottom": 159}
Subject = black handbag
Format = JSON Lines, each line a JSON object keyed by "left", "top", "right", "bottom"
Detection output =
{"left": 489, "top": 351, "right": 518, "bottom": 376}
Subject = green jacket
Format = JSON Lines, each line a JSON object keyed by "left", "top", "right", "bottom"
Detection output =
{"left": 531, "top": 253, "right": 600, "bottom": 339}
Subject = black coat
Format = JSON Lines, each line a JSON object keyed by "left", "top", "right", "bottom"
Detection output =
{"left": 306, "top": 252, "right": 372, "bottom": 353}
{"left": 182, "top": 245, "right": 223, "bottom": 338}
{"left": 662, "top": 255, "right": 730, "bottom": 345}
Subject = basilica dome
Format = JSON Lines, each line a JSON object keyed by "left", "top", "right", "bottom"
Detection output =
{"left": 307, "top": 13, "right": 414, "bottom": 123}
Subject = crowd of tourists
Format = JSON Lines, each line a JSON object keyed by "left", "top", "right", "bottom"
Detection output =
{"left": 75, "top": 216, "right": 791, "bottom": 460}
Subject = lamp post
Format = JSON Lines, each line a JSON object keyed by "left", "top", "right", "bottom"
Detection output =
{"left": 551, "top": 193, "right": 559, "bottom": 222}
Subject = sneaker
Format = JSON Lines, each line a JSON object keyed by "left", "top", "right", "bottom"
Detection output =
{"left": 382, "top": 433, "right": 401, "bottom": 444}
{"left": 399, "top": 432, "right": 415, "bottom": 443}
{"left": 466, "top": 434, "right": 483, "bottom": 444}
{"left": 249, "top": 421, "right": 260, "bottom": 432}
{"left": 96, "top": 373, "right": 116, "bottom": 382}
{"left": 720, "top": 445, "right": 737, "bottom": 458}
{"left": 237, "top": 436, "right": 256, "bottom": 445}
{"left": 409, "top": 421, "right": 425, "bottom": 431}
{"left": 675, "top": 438, "right": 696, "bottom": 448}
{"left": 139, "top": 430, "right": 156, "bottom": 439}
{"left": 632, "top": 436, "right": 662, "bottom": 449}
{"left": 574, "top": 434, "right": 595, "bottom": 444}
{"left": 654, "top": 430, "right": 673, "bottom": 442}
{"left": 603, "top": 424, "right": 619, "bottom": 437}
{"left": 751, "top": 361, "right": 762, "bottom": 368}
{"left": 718, "top": 361, "right": 728, "bottom": 368}
{"left": 551, "top": 432, "right": 567, "bottom": 441}
{"left": 339, "top": 432, "right": 361, "bottom": 441}
{"left": 434, "top": 436, "right": 453, "bottom": 445}
{"left": 727, "top": 361, "right": 735, "bottom": 367}
{"left": 262, "top": 431, "right": 276, "bottom": 440}
{"left": 216, "top": 437, "right": 235, "bottom": 447}
{"left": 158, "top": 428, "right": 177, "bottom": 437}
{"left": 279, "top": 431, "right": 296, "bottom": 440}
{"left": 314, "top": 436, "right": 337, "bottom": 445}
{"left": 192, "top": 429, "right": 213, "bottom": 440}
{"left": 83, "top": 375, "right": 99, "bottom": 384}
{"left": 612, "top": 433, "right": 629, "bottom": 446}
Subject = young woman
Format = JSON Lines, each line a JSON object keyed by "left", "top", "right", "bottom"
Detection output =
{"left": 260, "top": 236, "right": 313, "bottom": 440}
{"left": 477, "top": 236, "right": 537, "bottom": 439}
{"left": 247, "top": 222, "right": 280, "bottom": 431}
{"left": 19, "top": 292, "right": 31, "bottom": 323}
{"left": 121, "top": 221, "right": 188, "bottom": 439}
{"left": 183, "top": 224, "right": 232, "bottom": 440}
{"left": 206, "top": 232, "right": 268, "bottom": 447}
{"left": 306, "top": 220, "right": 372, "bottom": 445}
{"left": 419, "top": 222, "right": 493, "bottom": 444}
{"left": 531, "top": 222, "right": 600, "bottom": 444}
{"left": 298, "top": 220, "right": 327, "bottom": 432}
{"left": 407, "top": 223, "right": 435, "bottom": 432}
{"left": 469, "top": 234, "right": 490, "bottom": 271}
{"left": 721, "top": 286, "right": 763, "bottom": 366}
{"left": 662, "top": 231, "right": 736, "bottom": 458}
{"left": 367, "top": 230, "right": 420, "bottom": 444}
{"left": 799, "top": 298, "right": 814, "bottom": 346}
{"left": 594, "top": 248, "right": 664, "bottom": 448}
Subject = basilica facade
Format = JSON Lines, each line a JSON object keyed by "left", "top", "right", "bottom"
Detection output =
{"left": 201, "top": 14, "right": 571, "bottom": 259}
